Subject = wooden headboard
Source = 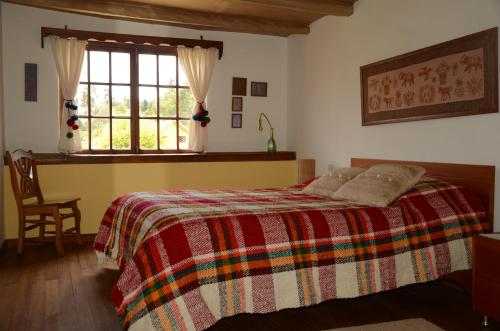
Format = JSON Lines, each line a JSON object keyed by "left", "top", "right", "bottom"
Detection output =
{"left": 351, "top": 158, "right": 495, "bottom": 227}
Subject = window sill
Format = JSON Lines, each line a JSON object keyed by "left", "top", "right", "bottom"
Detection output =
{"left": 16, "top": 151, "right": 296, "bottom": 165}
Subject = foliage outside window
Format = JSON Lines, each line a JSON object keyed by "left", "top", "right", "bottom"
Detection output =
{"left": 73, "top": 43, "right": 195, "bottom": 153}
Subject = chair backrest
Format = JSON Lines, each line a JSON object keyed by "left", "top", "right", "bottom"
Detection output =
{"left": 5, "top": 150, "right": 44, "bottom": 207}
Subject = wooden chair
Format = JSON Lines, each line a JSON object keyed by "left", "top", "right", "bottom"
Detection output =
{"left": 5, "top": 150, "right": 82, "bottom": 256}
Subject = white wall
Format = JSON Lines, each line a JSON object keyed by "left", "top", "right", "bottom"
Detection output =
{"left": 288, "top": 0, "right": 500, "bottom": 230}
{"left": 1, "top": 2, "right": 288, "bottom": 153}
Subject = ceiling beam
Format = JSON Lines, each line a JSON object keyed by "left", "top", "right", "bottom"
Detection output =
{"left": 229, "top": 0, "right": 356, "bottom": 16}
{"left": 3, "top": 0, "right": 310, "bottom": 36}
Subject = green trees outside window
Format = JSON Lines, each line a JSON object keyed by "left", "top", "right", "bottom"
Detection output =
{"left": 74, "top": 46, "right": 193, "bottom": 153}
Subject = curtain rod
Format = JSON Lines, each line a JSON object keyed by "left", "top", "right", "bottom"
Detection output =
{"left": 41, "top": 27, "right": 224, "bottom": 59}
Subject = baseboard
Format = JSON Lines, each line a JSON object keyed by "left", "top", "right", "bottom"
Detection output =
{"left": 3, "top": 233, "right": 97, "bottom": 249}
{"left": 440, "top": 270, "right": 472, "bottom": 294}
{"left": 0, "top": 240, "right": 6, "bottom": 254}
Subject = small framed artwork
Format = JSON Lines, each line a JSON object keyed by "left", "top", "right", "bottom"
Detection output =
{"left": 231, "top": 113, "right": 242, "bottom": 128}
{"left": 251, "top": 81, "right": 268, "bottom": 97}
{"left": 232, "top": 97, "right": 243, "bottom": 112}
{"left": 232, "top": 77, "right": 247, "bottom": 96}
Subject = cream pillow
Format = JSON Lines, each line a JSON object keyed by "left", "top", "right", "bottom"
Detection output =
{"left": 332, "top": 164, "right": 426, "bottom": 207}
{"left": 303, "top": 167, "right": 365, "bottom": 197}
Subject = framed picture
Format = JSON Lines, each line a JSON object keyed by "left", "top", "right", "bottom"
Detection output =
{"left": 251, "top": 82, "right": 268, "bottom": 97}
{"left": 232, "top": 97, "right": 243, "bottom": 112}
{"left": 232, "top": 77, "right": 247, "bottom": 96}
{"left": 360, "top": 27, "right": 498, "bottom": 126}
{"left": 231, "top": 113, "right": 242, "bottom": 128}
{"left": 24, "top": 63, "right": 37, "bottom": 102}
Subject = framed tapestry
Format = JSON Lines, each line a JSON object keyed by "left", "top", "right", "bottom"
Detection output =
{"left": 360, "top": 27, "right": 498, "bottom": 126}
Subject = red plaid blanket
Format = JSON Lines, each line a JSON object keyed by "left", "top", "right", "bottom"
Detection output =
{"left": 94, "top": 179, "right": 490, "bottom": 330}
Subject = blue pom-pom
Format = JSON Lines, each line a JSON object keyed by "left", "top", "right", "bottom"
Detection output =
{"left": 71, "top": 115, "right": 79, "bottom": 121}
{"left": 64, "top": 102, "right": 78, "bottom": 110}
{"left": 192, "top": 115, "right": 202, "bottom": 121}
{"left": 194, "top": 109, "right": 208, "bottom": 117}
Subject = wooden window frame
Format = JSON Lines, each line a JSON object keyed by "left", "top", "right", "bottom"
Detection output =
{"left": 77, "top": 41, "right": 193, "bottom": 154}
{"left": 41, "top": 27, "right": 223, "bottom": 59}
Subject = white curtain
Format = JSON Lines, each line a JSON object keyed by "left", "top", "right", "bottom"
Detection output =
{"left": 50, "top": 36, "right": 88, "bottom": 153}
{"left": 177, "top": 46, "right": 218, "bottom": 152}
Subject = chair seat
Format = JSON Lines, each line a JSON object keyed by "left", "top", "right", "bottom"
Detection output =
{"left": 23, "top": 198, "right": 80, "bottom": 208}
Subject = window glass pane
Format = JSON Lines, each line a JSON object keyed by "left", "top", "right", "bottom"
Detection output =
{"left": 139, "top": 54, "right": 157, "bottom": 85}
{"left": 179, "top": 88, "right": 195, "bottom": 118}
{"left": 159, "top": 120, "right": 177, "bottom": 150}
{"left": 112, "top": 119, "right": 131, "bottom": 150}
{"left": 74, "top": 84, "right": 88, "bottom": 115}
{"left": 139, "top": 86, "right": 157, "bottom": 117}
{"left": 80, "top": 51, "right": 88, "bottom": 82}
{"left": 179, "top": 120, "right": 189, "bottom": 150}
{"left": 159, "top": 55, "right": 176, "bottom": 86}
{"left": 90, "top": 85, "right": 110, "bottom": 116}
{"left": 89, "top": 51, "right": 109, "bottom": 83}
{"left": 111, "top": 52, "right": 130, "bottom": 84}
{"left": 112, "top": 86, "right": 130, "bottom": 116}
{"left": 178, "top": 60, "right": 189, "bottom": 86}
{"left": 91, "top": 118, "right": 110, "bottom": 150}
{"left": 159, "top": 88, "right": 176, "bottom": 117}
{"left": 140, "top": 119, "right": 158, "bottom": 149}
{"left": 79, "top": 118, "right": 89, "bottom": 150}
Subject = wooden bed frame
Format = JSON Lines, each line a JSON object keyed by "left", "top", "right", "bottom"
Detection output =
{"left": 351, "top": 158, "right": 496, "bottom": 293}
{"left": 351, "top": 158, "right": 495, "bottom": 226}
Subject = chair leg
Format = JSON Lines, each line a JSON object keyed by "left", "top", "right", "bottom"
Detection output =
{"left": 73, "top": 203, "right": 83, "bottom": 246}
{"left": 17, "top": 213, "right": 25, "bottom": 255}
{"left": 52, "top": 211, "right": 64, "bottom": 257}
{"left": 39, "top": 215, "right": 46, "bottom": 242}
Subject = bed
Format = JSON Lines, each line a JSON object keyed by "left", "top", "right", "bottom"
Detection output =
{"left": 94, "top": 158, "right": 494, "bottom": 331}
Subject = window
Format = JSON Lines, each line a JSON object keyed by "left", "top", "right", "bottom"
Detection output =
{"left": 74, "top": 43, "right": 195, "bottom": 153}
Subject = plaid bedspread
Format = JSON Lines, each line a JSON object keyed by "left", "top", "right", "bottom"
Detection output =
{"left": 94, "top": 179, "right": 490, "bottom": 330}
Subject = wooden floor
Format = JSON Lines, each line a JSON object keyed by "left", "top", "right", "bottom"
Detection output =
{"left": 0, "top": 243, "right": 498, "bottom": 331}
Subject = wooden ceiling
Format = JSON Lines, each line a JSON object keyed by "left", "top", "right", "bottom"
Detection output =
{"left": 3, "top": 0, "right": 357, "bottom": 36}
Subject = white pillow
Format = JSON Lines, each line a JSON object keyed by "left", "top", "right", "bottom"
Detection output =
{"left": 303, "top": 167, "right": 365, "bottom": 197}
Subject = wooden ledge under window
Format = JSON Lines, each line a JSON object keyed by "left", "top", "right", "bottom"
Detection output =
{"left": 6, "top": 152, "right": 296, "bottom": 165}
